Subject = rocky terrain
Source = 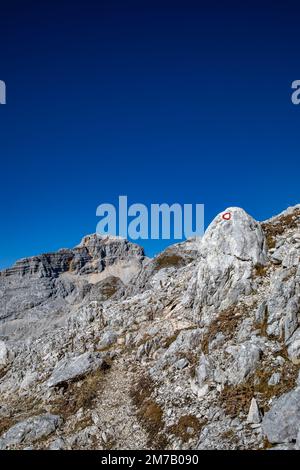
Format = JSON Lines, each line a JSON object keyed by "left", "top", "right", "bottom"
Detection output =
{"left": 0, "top": 205, "right": 300, "bottom": 450}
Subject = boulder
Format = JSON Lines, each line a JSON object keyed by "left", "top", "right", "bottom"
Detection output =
{"left": 193, "top": 207, "right": 267, "bottom": 323}
{"left": 47, "top": 352, "right": 106, "bottom": 387}
{"left": 0, "top": 414, "right": 62, "bottom": 449}
{"left": 262, "top": 387, "right": 300, "bottom": 443}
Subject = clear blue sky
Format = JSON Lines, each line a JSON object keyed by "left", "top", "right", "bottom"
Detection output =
{"left": 0, "top": 0, "right": 299, "bottom": 268}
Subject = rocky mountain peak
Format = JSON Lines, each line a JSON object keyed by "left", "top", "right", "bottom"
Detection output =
{"left": 75, "top": 233, "right": 145, "bottom": 270}
{"left": 0, "top": 235, "right": 145, "bottom": 339}
{"left": 0, "top": 205, "right": 299, "bottom": 451}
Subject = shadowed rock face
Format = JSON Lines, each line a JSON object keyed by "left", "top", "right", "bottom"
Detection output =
{"left": 0, "top": 205, "right": 299, "bottom": 450}
{"left": 1, "top": 250, "right": 77, "bottom": 279}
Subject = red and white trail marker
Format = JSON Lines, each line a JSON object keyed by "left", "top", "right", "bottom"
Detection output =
{"left": 222, "top": 212, "right": 232, "bottom": 220}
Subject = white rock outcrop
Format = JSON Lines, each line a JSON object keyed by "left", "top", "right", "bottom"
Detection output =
{"left": 193, "top": 207, "right": 267, "bottom": 324}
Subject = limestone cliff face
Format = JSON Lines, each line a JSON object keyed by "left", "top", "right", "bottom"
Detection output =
{"left": 0, "top": 206, "right": 299, "bottom": 450}
{"left": 1, "top": 234, "right": 145, "bottom": 279}
{"left": 0, "top": 234, "right": 145, "bottom": 338}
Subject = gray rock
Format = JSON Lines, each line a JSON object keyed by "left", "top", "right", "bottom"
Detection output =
{"left": 0, "top": 340, "right": 9, "bottom": 368}
{"left": 174, "top": 358, "right": 189, "bottom": 369}
{"left": 270, "top": 443, "right": 296, "bottom": 450}
{"left": 246, "top": 398, "right": 262, "bottom": 424}
{"left": 49, "top": 437, "right": 66, "bottom": 450}
{"left": 262, "top": 387, "right": 300, "bottom": 443}
{"left": 97, "top": 330, "right": 118, "bottom": 350}
{"left": 255, "top": 301, "right": 267, "bottom": 325}
{"left": 0, "top": 414, "right": 62, "bottom": 449}
{"left": 284, "top": 301, "right": 299, "bottom": 343}
{"left": 195, "top": 354, "right": 211, "bottom": 387}
{"left": 287, "top": 329, "right": 300, "bottom": 363}
{"left": 87, "top": 277, "right": 124, "bottom": 303}
{"left": 193, "top": 207, "right": 267, "bottom": 325}
{"left": 268, "top": 372, "right": 281, "bottom": 386}
{"left": 282, "top": 247, "right": 299, "bottom": 268}
{"left": 227, "top": 342, "right": 262, "bottom": 385}
{"left": 47, "top": 352, "right": 106, "bottom": 387}
{"left": 20, "top": 371, "right": 39, "bottom": 390}
{"left": 295, "top": 428, "right": 300, "bottom": 450}
{"left": 266, "top": 268, "right": 299, "bottom": 339}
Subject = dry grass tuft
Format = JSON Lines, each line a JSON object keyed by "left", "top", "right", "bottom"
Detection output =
{"left": 168, "top": 415, "right": 205, "bottom": 443}
{"left": 263, "top": 437, "right": 273, "bottom": 449}
{"left": 254, "top": 362, "right": 298, "bottom": 411}
{"left": 0, "top": 417, "right": 15, "bottom": 437}
{"left": 0, "top": 367, "right": 9, "bottom": 381}
{"left": 220, "top": 429, "right": 240, "bottom": 446}
{"left": 137, "top": 400, "right": 168, "bottom": 449}
{"left": 262, "top": 209, "right": 300, "bottom": 250}
{"left": 219, "top": 356, "right": 299, "bottom": 418}
{"left": 99, "top": 276, "right": 122, "bottom": 299}
{"left": 0, "top": 393, "right": 45, "bottom": 439}
{"left": 253, "top": 304, "right": 269, "bottom": 337}
{"left": 130, "top": 374, "right": 168, "bottom": 449}
{"left": 253, "top": 263, "right": 268, "bottom": 277}
{"left": 73, "top": 415, "right": 93, "bottom": 433}
{"left": 51, "top": 366, "right": 110, "bottom": 419}
{"left": 202, "top": 305, "right": 246, "bottom": 354}
{"left": 161, "top": 332, "right": 181, "bottom": 349}
{"left": 154, "top": 253, "right": 186, "bottom": 270}
{"left": 219, "top": 382, "right": 255, "bottom": 418}
{"left": 130, "top": 375, "right": 154, "bottom": 408}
